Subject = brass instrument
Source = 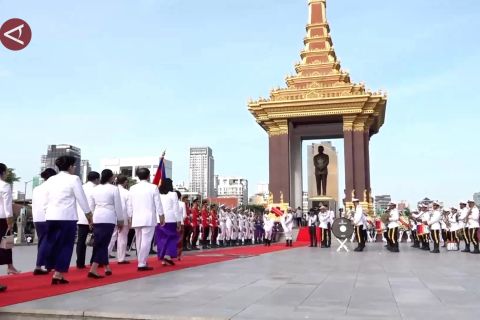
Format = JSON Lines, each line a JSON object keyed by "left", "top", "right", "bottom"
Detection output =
{"left": 380, "top": 209, "right": 391, "bottom": 224}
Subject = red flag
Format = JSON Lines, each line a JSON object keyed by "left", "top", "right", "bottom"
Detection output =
{"left": 152, "top": 152, "right": 167, "bottom": 187}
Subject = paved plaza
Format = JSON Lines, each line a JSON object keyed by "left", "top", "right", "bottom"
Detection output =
{"left": 1, "top": 242, "right": 480, "bottom": 320}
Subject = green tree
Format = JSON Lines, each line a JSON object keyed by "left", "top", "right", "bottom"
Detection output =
{"left": 5, "top": 168, "right": 20, "bottom": 185}
{"left": 127, "top": 177, "right": 137, "bottom": 189}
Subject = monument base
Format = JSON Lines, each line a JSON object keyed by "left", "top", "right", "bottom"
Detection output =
{"left": 308, "top": 196, "right": 337, "bottom": 213}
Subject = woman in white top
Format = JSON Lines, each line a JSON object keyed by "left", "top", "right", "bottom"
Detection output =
{"left": 44, "top": 156, "right": 92, "bottom": 285}
{"left": 156, "top": 178, "right": 181, "bottom": 266}
{"left": 0, "top": 163, "right": 20, "bottom": 292}
{"left": 31, "top": 168, "right": 56, "bottom": 275}
{"left": 87, "top": 170, "right": 124, "bottom": 278}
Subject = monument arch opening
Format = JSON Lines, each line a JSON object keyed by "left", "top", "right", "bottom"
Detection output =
{"left": 248, "top": 0, "right": 387, "bottom": 211}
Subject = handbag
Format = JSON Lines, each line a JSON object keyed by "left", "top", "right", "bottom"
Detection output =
{"left": 85, "top": 232, "right": 95, "bottom": 247}
{"left": 0, "top": 231, "right": 14, "bottom": 250}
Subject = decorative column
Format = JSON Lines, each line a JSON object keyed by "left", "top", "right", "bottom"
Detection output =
{"left": 353, "top": 117, "right": 368, "bottom": 204}
{"left": 363, "top": 117, "right": 373, "bottom": 205}
{"left": 343, "top": 116, "right": 355, "bottom": 205}
{"left": 268, "top": 120, "right": 290, "bottom": 204}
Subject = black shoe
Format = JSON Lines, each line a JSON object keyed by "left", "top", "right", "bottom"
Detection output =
{"left": 105, "top": 270, "right": 112, "bottom": 276}
{"left": 137, "top": 266, "right": 154, "bottom": 272}
{"left": 88, "top": 272, "right": 104, "bottom": 279}
{"left": 125, "top": 253, "right": 131, "bottom": 257}
{"left": 118, "top": 261, "right": 130, "bottom": 265}
{"left": 109, "top": 255, "right": 115, "bottom": 259}
{"left": 0, "top": 285, "right": 6, "bottom": 292}
{"left": 462, "top": 245, "right": 471, "bottom": 253}
{"left": 76, "top": 265, "right": 86, "bottom": 269}
{"left": 164, "top": 259, "right": 175, "bottom": 266}
{"left": 391, "top": 248, "right": 400, "bottom": 253}
{"left": 33, "top": 268, "right": 49, "bottom": 275}
{"left": 192, "top": 246, "right": 200, "bottom": 251}
{"left": 431, "top": 249, "right": 440, "bottom": 253}
{"left": 51, "top": 277, "right": 69, "bottom": 285}
{"left": 149, "top": 250, "right": 157, "bottom": 255}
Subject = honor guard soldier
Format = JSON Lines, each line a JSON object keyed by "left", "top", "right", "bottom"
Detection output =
{"left": 467, "top": 200, "right": 480, "bottom": 254}
{"left": 428, "top": 202, "right": 442, "bottom": 253}
{"left": 282, "top": 209, "right": 294, "bottom": 247}
{"left": 410, "top": 210, "right": 422, "bottom": 248}
{"left": 190, "top": 199, "right": 200, "bottom": 250}
{"left": 387, "top": 202, "right": 400, "bottom": 252}
{"left": 200, "top": 200, "right": 210, "bottom": 249}
{"left": 420, "top": 204, "right": 431, "bottom": 251}
{"left": 448, "top": 207, "right": 460, "bottom": 247}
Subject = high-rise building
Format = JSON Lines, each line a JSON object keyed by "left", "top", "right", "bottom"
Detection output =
{"left": 101, "top": 157, "right": 172, "bottom": 182}
{"left": 374, "top": 195, "right": 391, "bottom": 212}
{"left": 216, "top": 176, "right": 248, "bottom": 206}
{"left": 41, "top": 144, "right": 81, "bottom": 176}
{"left": 189, "top": 147, "right": 215, "bottom": 198}
{"left": 473, "top": 192, "right": 480, "bottom": 206}
{"left": 80, "top": 160, "right": 92, "bottom": 183}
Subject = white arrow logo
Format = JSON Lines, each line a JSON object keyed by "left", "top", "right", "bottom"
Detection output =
{"left": 3, "top": 24, "right": 25, "bottom": 45}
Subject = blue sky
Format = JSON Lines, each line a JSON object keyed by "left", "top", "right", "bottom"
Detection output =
{"left": 1, "top": 0, "right": 479, "bottom": 207}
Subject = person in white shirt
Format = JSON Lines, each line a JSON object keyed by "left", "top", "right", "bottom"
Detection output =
{"left": 156, "top": 178, "right": 180, "bottom": 266}
{"left": 448, "top": 207, "right": 460, "bottom": 247}
{"left": 44, "top": 156, "right": 93, "bottom": 285}
{"left": 410, "top": 209, "right": 423, "bottom": 248}
{"left": 130, "top": 168, "right": 164, "bottom": 271}
{"left": 387, "top": 202, "right": 400, "bottom": 253}
{"left": 352, "top": 199, "right": 366, "bottom": 252}
{"left": 76, "top": 171, "right": 100, "bottom": 269}
{"left": 87, "top": 170, "right": 124, "bottom": 278}
{"left": 427, "top": 202, "right": 442, "bottom": 253}
{"left": 175, "top": 190, "right": 186, "bottom": 259}
{"left": 31, "top": 168, "right": 57, "bottom": 275}
{"left": 458, "top": 201, "right": 470, "bottom": 252}
{"left": 263, "top": 212, "right": 274, "bottom": 247}
{"left": 307, "top": 209, "right": 319, "bottom": 247}
{"left": 282, "top": 209, "right": 294, "bottom": 247}
{"left": 467, "top": 200, "right": 480, "bottom": 254}
{"left": 0, "top": 163, "right": 20, "bottom": 291}
{"left": 318, "top": 206, "right": 330, "bottom": 248}
{"left": 108, "top": 175, "right": 132, "bottom": 264}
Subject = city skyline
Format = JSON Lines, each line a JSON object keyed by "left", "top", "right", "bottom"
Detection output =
{"left": 2, "top": 0, "right": 480, "bottom": 206}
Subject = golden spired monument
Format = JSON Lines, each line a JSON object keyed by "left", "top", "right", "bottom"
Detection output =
{"left": 248, "top": 0, "right": 387, "bottom": 210}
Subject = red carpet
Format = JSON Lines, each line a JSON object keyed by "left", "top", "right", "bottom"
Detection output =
{"left": 296, "top": 226, "right": 322, "bottom": 242}
{"left": 0, "top": 243, "right": 305, "bottom": 307}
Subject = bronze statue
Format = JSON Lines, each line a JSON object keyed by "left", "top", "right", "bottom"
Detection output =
{"left": 313, "top": 146, "right": 329, "bottom": 196}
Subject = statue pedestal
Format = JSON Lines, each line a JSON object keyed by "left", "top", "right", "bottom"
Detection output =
{"left": 308, "top": 196, "right": 337, "bottom": 213}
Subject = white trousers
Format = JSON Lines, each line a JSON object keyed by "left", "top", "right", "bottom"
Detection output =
{"left": 135, "top": 226, "right": 155, "bottom": 267}
{"left": 265, "top": 229, "right": 273, "bottom": 240}
{"left": 284, "top": 227, "right": 293, "bottom": 240}
{"left": 219, "top": 224, "right": 227, "bottom": 241}
{"left": 108, "top": 226, "right": 130, "bottom": 262}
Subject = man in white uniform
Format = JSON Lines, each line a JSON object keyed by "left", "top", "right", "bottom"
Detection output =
{"left": 108, "top": 175, "right": 132, "bottom": 264}
{"left": 387, "top": 202, "right": 400, "bottom": 253}
{"left": 352, "top": 199, "right": 366, "bottom": 252}
{"left": 130, "top": 168, "right": 164, "bottom": 271}
{"left": 282, "top": 209, "right": 294, "bottom": 247}
{"left": 428, "top": 202, "right": 442, "bottom": 253}
{"left": 458, "top": 201, "right": 470, "bottom": 252}
{"left": 467, "top": 200, "right": 480, "bottom": 254}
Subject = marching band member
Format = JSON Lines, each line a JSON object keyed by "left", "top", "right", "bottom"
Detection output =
{"left": 76, "top": 171, "right": 99, "bottom": 269}
{"left": 410, "top": 210, "right": 422, "bottom": 248}
{"left": 44, "top": 156, "right": 93, "bottom": 284}
{"left": 352, "top": 199, "right": 366, "bottom": 252}
{"left": 458, "top": 201, "right": 470, "bottom": 252}
{"left": 327, "top": 208, "right": 334, "bottom": 247}
{"left": 307, "top": 209, "right": 318, "bottom": 247}
{"left": 387, "top": 202, "right": 400, "bottom": 253}
{"left": 157, "top": 178, "right": 181, "bottom": 265}
{"left": 440, "top": 209, "right": 449, "bottom": 248}
{"left": 428, "top": 202, "right": 442, "bottom": 253}
{"left": 87, "top": 169, "right": 124, "bottom": 278}
{"left": 467, "top": 200, "right": 480, "bottom": 254}
{"left": 318, "top": 206, "right": 329, "bottom": 248}
{"left": 448, "top": 207, "right": 460, "bottom": 248}
{"left": 282, "top": 209, "right": 294, "bottom": 247}
{"left": 254, "top": 214, "right": 263, "bottom": 244}
{"left": 130, "top": 168, "right": 164, "bottom": 271}
{"left": 31, "top": 168, "right": 56, "bottom": 275}
{"left": 190, "top": 199, "right": 200, "bottom": 250}
{"left": 232, "top": 210, "right": 239, "bottom": 246}
{"left": 420, "top": 204, "right": 431, "bottom": 251}
{"left": 238, "top": 212, "right": 245, "bottom": 245}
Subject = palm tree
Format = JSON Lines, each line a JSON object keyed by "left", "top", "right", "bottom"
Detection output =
{"left": 5, "top": 168, "right": 20, "bottom": 185}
